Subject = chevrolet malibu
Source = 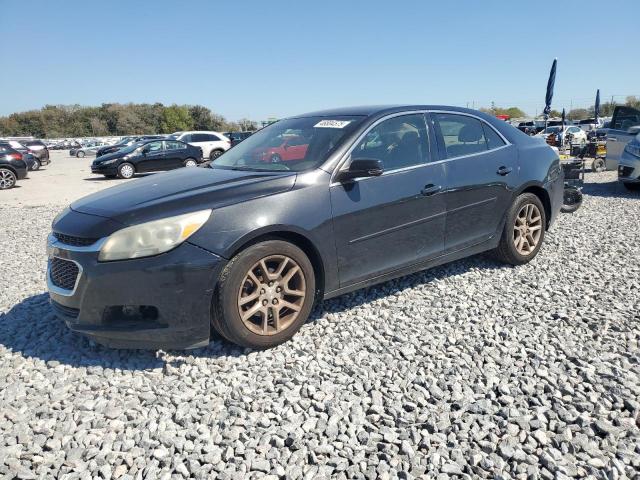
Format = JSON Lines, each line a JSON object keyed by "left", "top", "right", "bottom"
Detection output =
{"left": 48, "top": 106, "right": 563, "bottom": 349}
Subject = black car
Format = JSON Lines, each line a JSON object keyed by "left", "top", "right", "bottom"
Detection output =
{"left": 0, "top": 145, "right": 29, "bottom": 189}
{"left": 21, "top": 140, "right": 51, "bottom": 167}
{"left": 224, "top": 131, "right": 253, "bottom": 147}
{"left": 91, "top": 139, "right": 203, "bottom": 178}
{"left": 0, "top": 141, "right": 40, "bottom": 171}
{"left": 49, "top": 105, "right": 563, "bottom": 350}
{"left": 96, "top": 135, "right": 166, "bottom": 158}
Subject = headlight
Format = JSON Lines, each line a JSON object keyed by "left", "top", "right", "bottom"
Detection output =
{"left": 624, "top": 142, "right": 640, "bottom": 158}
{"left": 98, "top": 209, "right": 212, "bottom": 261}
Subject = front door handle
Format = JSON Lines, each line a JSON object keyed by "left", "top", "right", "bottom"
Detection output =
{"left": 421, "top": 184, "right": 442, "bottom": 196}
{"left": 497, "top": 166, "right": 513, "bottom": 176}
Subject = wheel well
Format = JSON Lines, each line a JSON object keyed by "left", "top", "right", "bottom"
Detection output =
{"left": 229, "top": 232, "right": 325, "bottom": 298}
{"left": 521, "top": 186, "right": 551, "bottom": 228}
{"left": 0, "top": 165, "right": 17, "bottom": 177}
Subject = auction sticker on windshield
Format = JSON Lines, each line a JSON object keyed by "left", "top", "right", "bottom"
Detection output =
{"left": 314, "top": 120, "right": 351, "bottom": 128}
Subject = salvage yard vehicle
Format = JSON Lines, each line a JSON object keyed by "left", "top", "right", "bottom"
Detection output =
{"left": 74, "top": 143, "right": 107, "bottom": 158}
{"left": 21, "top": 140, "right": 50, "bottom": 167}
{"left": 95, "top": 135, "right": 165, "bottom": 158}
{"left": 48, "top": 105, "right": 563, "bottom": 350}
{"left": 617, "top": 132, "right": 640, "bottom": 190}
{"left": 90, "top": 138, "right": 203, "bottom": 178}
{"left": 167, "top": 131, "right": 231, "bottom": 160}
{"left": 536, "top": 125, "right": 587, "bottom": 147}
{"left": 0, "top": 141, "right": 41, "bottom": 171}
{"left": 0, "top": 145, "right": 28, "bottom": 189}
{"left": 606, "top": 105, "right": 640, "bottom": 171}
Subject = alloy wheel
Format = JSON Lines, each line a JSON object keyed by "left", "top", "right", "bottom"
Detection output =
{"left": 185, "top": 159, "right": 197, "bottom": 167}
{"left": 0, "top": 169, "right": 16, "bottom": 189}
{"left": 119, "top": 164, "right": 134, "bottom": 179}
{"left": 237, "top": 255, "right": 306, "bottom": 336}
{"left": 513, "top": 203, "right": 542, "bottom": 255}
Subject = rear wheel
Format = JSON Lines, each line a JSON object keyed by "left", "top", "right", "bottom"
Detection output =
{"left": 31, "top": 159, "right": 40, "bottom": 171}
{"left": 494, "top": 193, "right": 546, "bottom": 265}
{"left": 212, "top": 240, "right": 315, "bottom": 348}
{"left": 270, "top": 153, "right": 282, "bottom": 163}
{"left": 77, "top": 151, "right": 86, "bottom": 158}
{"left": 0, "top": 168, "right": 17, "bottom": 190}
{"left": 209, "top": 150, "right": 223, "bottom": 160}
{"left": 184, "top": 158, "right": 198, "bottom": 168}
{"left": 117, "top": 162, "right": 135, "bottom": 179}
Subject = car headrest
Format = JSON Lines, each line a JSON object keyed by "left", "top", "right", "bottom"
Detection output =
{"left": 458, "top": 124, "right": 483, "bottom": 143}
{"left": 400, "top": 131, "right": 419, "bottom": 145}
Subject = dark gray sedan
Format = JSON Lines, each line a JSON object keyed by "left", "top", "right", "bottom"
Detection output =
{"left": 48, "top": 105, "right": 563, "bottom": 349}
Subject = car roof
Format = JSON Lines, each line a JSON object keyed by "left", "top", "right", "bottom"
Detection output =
{"left": 291, "top": 104, "right": 484, "bottom": 119}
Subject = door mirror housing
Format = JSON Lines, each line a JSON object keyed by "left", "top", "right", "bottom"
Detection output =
{"left": 141, "top": 145, "right": 151, "bottom": 154}
{"left": 628, "top": 125, "right": 640, "bottom": 135}
{"left": 336, "top": 158, "right": 384, "bottom": 182}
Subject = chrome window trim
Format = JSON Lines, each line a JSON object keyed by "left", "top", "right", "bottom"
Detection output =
{"left": 47, "top": 256, "right": 83, "bottom": 297}
{"left": 330, "top": 110, "right": 432, "bottom": 186}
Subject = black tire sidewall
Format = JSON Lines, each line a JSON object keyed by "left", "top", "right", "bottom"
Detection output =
{"left": 209, "top": 150, "right": 222, "bottom": 160}
{"left": 184, "top": 158, "right": 197, "bottom": 167}
{"left": 32, "top": 160, "right": 40, "bottom": 170}
{"left": 498, "top": 193, "right": 546, "bottom": 265}
{"left": 0, "top": 169, "right": 16, "bottom": 189}
{"left": 271, "top": 154, "right": 281, "bottom": 163}
{"left": 214, "top": 240, "right": 316, "bottom": 348}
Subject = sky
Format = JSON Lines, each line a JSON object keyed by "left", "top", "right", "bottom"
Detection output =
{"left": 1, "top": 0, "right": 638, "bottom": 121}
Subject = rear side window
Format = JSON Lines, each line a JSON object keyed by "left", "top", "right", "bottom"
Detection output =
{"left": 482, "top": 123, "right": 506, "bottom": 150}
{"left": 165, "top": 141, "right": 187, "bottom": 150}
{"left": 434, "top": 113, "right": 488, "bottom": 158}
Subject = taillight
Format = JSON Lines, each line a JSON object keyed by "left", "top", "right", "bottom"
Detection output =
{"left": 9, "top": 152, "right": 22, "bottom": 161}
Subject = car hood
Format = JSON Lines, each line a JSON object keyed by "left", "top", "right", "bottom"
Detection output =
{"left": 94, "top": 149, "right": 128, "bottom": 162}
{"left": 70, "top": 167, "right": 297, "bottom": 226}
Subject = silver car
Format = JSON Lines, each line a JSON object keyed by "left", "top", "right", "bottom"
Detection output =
{"left": 618, "top": 132, "right": 640, "bottom": 191}
{"left": 606, "top": 105, "right": 640, "bottom": 171}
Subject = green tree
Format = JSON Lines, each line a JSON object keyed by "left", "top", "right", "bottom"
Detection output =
{"left": 626, "top": 96, "right": 640, "bottom": 110}
{"left": 160, "top": 105, "right": 194, "bottom": 133}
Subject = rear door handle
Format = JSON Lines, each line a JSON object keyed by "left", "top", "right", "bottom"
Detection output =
{"left": 497, "top": 166, "right": 513, "bottom": 176}
{"left": 421, "top": 184, "right": 442, "bottom": 196}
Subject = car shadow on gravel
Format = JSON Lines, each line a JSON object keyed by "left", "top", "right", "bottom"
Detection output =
{"left": 582, "top": 180, "right": 640, "bottom": 199}
{"left": 0, "top": 254, "right": 506, "bottom": 368}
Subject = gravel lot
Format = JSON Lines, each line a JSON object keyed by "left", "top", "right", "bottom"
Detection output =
{"left": 1, "top": 155, "right": 639, "bottom": 479}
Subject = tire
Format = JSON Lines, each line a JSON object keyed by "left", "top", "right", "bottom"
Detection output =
{"left": 270, "top": 153, "right": 282, "bottom": 163}
{"left": 561, "top": 187, "right": 583, "bottom": 213}
{"left": 117, "top": 162, "right": 135, "bottom": 179}
{"left": 592, "top": 158, "right": 605, "bottom": 172}
{"left": 212, "top": 240, "right": 316, "bottom": 349}
{"left": 31, "top": 159, "right": 40, "bottom": 171}
{"left": 184, "top": 158, "right": 198, "bottom": 168}
{"left": 623, "top": 182, "right": 640, "bottom": 191}
{"left": 209, "top": 150, "right": 224, "bottom": 161}
{"left": 77, "top": 151, "right": 86, "bottom": 158}
{"left": 494, "top": 193, "right": 546, "bottom": 265}
{"left": 0, "top": 168, "right": 17, "bottom": 190}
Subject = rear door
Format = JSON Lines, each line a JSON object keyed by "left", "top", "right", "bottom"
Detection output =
{"left": 606, "top": 106, "right": 640, "bottom": 170}
{"left": 431, "top": 112, "right": 518, "bottom": 252}
{"left": 330, "top": 113, "right": 446, "bottom": 286}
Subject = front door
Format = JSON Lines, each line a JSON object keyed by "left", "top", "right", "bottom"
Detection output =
{"left": 330, "top": 113, "right": 446, "bottom": 287}
{"left": 431, "top": 112, "right": 519, "bottom": 252}
{"left": 606, "top": 106, "right": 640, "bottom": 170}
{"left": 137, "top": 141, "right": 165, "bottom": 172}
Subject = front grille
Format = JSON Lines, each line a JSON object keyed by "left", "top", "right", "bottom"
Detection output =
{"left": 618, "top": 166, "right": 634, "bottom": 178}
{"left": 53, "top": 232, "right": 97, "bottom": 247}
{"left": 49, "top": 258, "right": 79, "bottom": 291}
{"left": 50, "top": 300, "right": 79, "bottom": 319}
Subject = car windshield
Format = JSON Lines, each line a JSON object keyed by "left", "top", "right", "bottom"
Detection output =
{"left": 210, "top": 116, "right": 364, "bottom": 172}
{"left": 120, "top": 141, "right": 146, "bottom": 153}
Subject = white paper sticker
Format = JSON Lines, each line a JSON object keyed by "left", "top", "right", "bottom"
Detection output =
{"left": 314, "top": 120, "right": 351, "bottom": 128}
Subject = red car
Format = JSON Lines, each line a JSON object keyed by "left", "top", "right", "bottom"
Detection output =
{"left": 252, "top": 135, "right": 308, "bottom": 163}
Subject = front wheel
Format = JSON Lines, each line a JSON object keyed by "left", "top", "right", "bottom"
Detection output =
{"left": 212, "top": 240, "right": 316, "bottom": 349}
{"left": 77, "top": 151, "right": 86, "bottom": 158}
{"left": 0, "top": 168, "right": 17, "bottom": 189}
{"left": 494, "top": 193, "right": 546, "bottom": 265}
{"left": 117, "top": 162, "right": 135, "bottom": 179}
{"left": 31, "top": 159, "right": 40, "bottom": 171}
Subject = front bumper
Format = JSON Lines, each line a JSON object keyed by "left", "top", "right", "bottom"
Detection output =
{"left": 618, "top": 156, "right": 640, "bottom": 184}
{"left": 91, "top": 161, "right": 118, "bottom": 175}
{"left": 47, "top": 234, "right": 226, "bottom": 349}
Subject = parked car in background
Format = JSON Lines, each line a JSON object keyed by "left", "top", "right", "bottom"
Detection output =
{"left": 0, "top": 145, "right": 28, "bottom": 189}
{"left": 91, "top": 139, "right": 203, "bottom": 179}
{"left": 168, "top": 131, "right": 230, "bottom": 160}
{"left": 606, "top": 105, "right": 640, "bottom": 171}
{"left": 74, "top": 144, "right": 107, "bottom": 158}
{"left": 0, "top": 141, "right": 41, "bottom": 170}
{"left": 535, "top": 125, "right": 587, "bottom": 147}
{"left": 617, "top": 131, "right": 640, "bottom": 190}
{"left": 517, "top": 121, "right": 545, "bottom": 135}
{"left": 95, "top": 135, "right": 165, "bottom": 157}
{"left": 21, "top": 140, "right": 50, "bottom": 166}
{"left": 251, "top": 134, "right": 309, "bottom": 163}
{"left": 224, "top": 131, "right": 254, "bottom": 147}
{"left": 49, "top": 105, "right": 563, "bottom": 350}
{"left": 577, "top": 118, "right": 605, "bottom": 132}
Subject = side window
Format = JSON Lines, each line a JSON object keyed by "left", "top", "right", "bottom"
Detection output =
{"left": 165, "top": 141, "right": 186, "bottom": 150}
{"left": 611, "top": 106, "right": 640, "bottom": 131}
{"left": 206, "top": 134, "right": 221, "bottom": 142}
{"left": 190, "top": 134, "right": 204, "bottom": 142}
{"left": 181, "top": 134, "right": 192, "bottom": 143}
{"left": 145, "top": 141, "right": 163, "bottom": 152}
{"left": 482, "top": 123, "right": 506, "bottom": 150}
{"left": 351, "top": 114, "right": 428, "bottom": 170}
{"left": 433, "top": 113, "right": 488, "bottom": 158}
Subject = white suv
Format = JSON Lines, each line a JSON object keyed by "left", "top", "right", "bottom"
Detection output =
{"left": 169, "top": 131, "right": 230, "bottom": 160}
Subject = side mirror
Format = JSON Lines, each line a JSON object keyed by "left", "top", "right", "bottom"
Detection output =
{"left": 141, "top": 146, "right": 150, "bottom": 154}
{"left": 336, "top": 158, "right": 383, "bottom": 182}
{"left": 629, "top": 125, "right": 640, "bottom": 135}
